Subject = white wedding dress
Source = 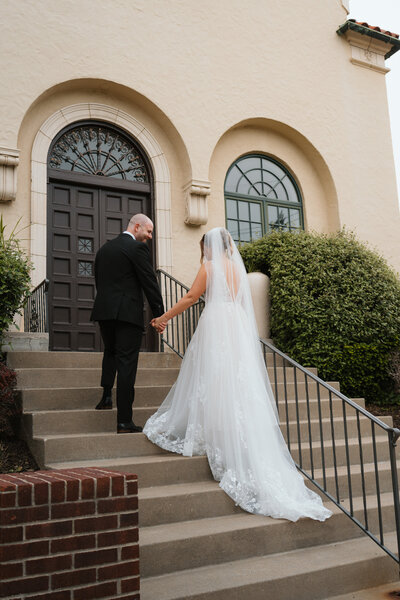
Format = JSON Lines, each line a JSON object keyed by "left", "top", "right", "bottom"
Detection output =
{"left": 144, "top": 228, "right": 332, "bottom": 522}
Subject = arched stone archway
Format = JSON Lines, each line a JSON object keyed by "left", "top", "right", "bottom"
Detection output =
{"left": 208, "top": 118, "right": 340, "bottom": 236}
{"left": 30, "top": 102, "right": 173, "bottom": 289}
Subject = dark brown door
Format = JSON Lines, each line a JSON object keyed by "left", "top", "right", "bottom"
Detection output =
{"left": 47, "top": 173, "right": 157, "bottom": 351}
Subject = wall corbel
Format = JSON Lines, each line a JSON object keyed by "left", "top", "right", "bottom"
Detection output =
{"left": 184, "top": 179, "right": 211, "bottom": 226}
{"left": 0, "top": 147, "right": 19, "bottom": 202}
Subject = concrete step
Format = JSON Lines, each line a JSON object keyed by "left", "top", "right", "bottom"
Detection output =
{"left": 33, "top": 430, "right": 392, "bottom": 471}
{"left": 29, "top": 432, "right": 169, "bottom": 467}
{"left": 7, "top": 349, "right": 291, "bottom": 369}
{"left": 281, "top": 414, "right": 393, "bottom": 445}
{"left": 14, "top": 367, "right": 181, "bottom": 388}
{"left": 141, "top": 509, "right": 332, "bottom": 578}
{"left": 263, "top": 354, "right": 294, "bottom": 368}
{"left": 14, "top": 365, "right": 319, "bottom": 389}
{"left": 328, "top": 581, "right": 400, "bottom": 599}
{"left": 19, "top": 385, "right": 172, "bottom": 411}
{"left": 138, "top": 474, "right": 397, "bottom": 530}
{"left": 23, "top": 405, "right": 392, "bottom": 442}
{"left": 313, "top": 460, "right": 400, "bottom": 501}
{"left": 139, "top": 481, "right": 243, "bottom": 526}
{"left": 7, "top": 351, "right": 181, "bottom": 369}
{"left": 17, "top": 381, "right": 341, "bottom": 410}
{"left": 140, "top": 532, "right": 398, "bottom": 600}
{"left": 280, "top": 397, "right": 365, "bottom": 420}
{"left": 23, "top": 406, "right": 159, "bottom": 435}
{"left": 46, "top": 454, "right": 400, "bottom": 506}
{"left": 140, "top": 492, "right": 396, "bottom": 577}
{"left": 19, "top": 385, "right": 346, "bottom": 416}
{"left": 46, "top": 454, "right": 214, "bottom": 487}
{"left": 274, "top": 381, "right": 341, "bottom": 401}
{"left": 287, "top": 434, "right": 391, "bottom": 470}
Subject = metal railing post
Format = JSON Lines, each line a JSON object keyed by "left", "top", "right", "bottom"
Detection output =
{"left": 24, "top": 278, "right": 49, "bottom": 333}
{"left": 389, "top": 428, "right": 400, "bottom": 568}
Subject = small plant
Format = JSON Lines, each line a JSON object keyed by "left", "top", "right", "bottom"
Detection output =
{"left": 0, "top": 358, "right": 20, "bottom": 437}
{"left": 0, "top": 216, "right": 32, "bottom": 343}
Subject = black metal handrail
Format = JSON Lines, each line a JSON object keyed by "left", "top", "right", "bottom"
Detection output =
{"left": 24, "top": 279, "right": 49, "bottom": 333}
{"left": 157, "top": 269, "right": 204, "bottom": 358}
{"left": 261, "top": 339, "right": 400, "bottom": 565}
{"left": 157, "top": 268, "right": 400, "bottom": 565}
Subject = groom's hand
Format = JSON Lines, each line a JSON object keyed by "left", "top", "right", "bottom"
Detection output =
{"left": 151, "top": 317, "right": 167, "bottom": 334}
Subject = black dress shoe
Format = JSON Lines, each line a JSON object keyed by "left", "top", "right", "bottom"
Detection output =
{"left": 117, "top": 421, "right": 143, "bottom": 434}
{"left": 95, "top": 395, "right": 112, "bottom": 410}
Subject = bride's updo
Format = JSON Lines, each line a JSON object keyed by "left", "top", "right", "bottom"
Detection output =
{"left": 200, "top": 234, "right": 206, "bottom": 263}
{"left": 220, "top": 228, "right": 232, "bottom": 254}
{"left": 200, "top": 228, "right": 232, "bottom": 263}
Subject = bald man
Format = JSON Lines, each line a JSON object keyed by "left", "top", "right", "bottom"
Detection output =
{"left": 91, "top": 214, "right": 164, "bottom": 433}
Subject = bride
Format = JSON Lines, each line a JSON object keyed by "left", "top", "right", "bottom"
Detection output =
{"left": 144, "top": 227, "right": 332, "bottom": 522}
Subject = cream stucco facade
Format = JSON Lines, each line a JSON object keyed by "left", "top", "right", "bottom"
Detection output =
{"left": 1, "top": 0, "right": 399, "bottom": 304}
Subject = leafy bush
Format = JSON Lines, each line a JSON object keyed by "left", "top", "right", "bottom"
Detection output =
{"left": 388, "top": 349, "right": 400, "bottom": 395}
{"left": 0, "top": 358, "right": 20, "bottom": 437}
{"left": 240, "top": 230, "right": 400, "bottom": 403}
{"left": 0, "top": 216, "right": 32, "bottom": 342}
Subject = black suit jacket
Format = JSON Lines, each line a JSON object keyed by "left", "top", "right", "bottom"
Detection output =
{"left": 91, "top": 233, "right": 164, "bottom": 328}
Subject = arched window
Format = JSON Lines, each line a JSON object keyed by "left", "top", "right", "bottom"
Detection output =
{"left": 224, "top": 154, "right": 304, "bottom": 243}
{"left": 48, "top": 121, "right": 149, "bottom": 182}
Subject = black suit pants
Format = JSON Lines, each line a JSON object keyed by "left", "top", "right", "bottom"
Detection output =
{"left": 99, "top": 320, "right": 143, "bottom": 424}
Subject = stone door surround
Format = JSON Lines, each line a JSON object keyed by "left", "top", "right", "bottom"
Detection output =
{"left": 31, "top": 103, "right": 172, "bottom": 286}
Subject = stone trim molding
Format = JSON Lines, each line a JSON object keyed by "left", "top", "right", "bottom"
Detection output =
{"left": 0, "top": 146, "right": 20, "bottom": 202}
{"left": 1, "top": 332, "right": 49, "bottom": 352}
{"left": 31, "top": 103, "right": 173, "bottom": 286}
{"left": 183, "top": 179, "right": 211, "bottom": 226}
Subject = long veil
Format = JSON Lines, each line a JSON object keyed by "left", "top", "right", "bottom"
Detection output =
{"left": 202, "top": 227, "right": 278, "bottom": 420}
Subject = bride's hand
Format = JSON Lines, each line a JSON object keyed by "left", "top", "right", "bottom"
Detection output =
{"left": 151, "top": 316, "right": 168, "bottom": 333}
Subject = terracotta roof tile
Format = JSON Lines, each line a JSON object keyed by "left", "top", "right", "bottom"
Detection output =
{"left": 348, "top": 19, "right": 399, "bottom": 40}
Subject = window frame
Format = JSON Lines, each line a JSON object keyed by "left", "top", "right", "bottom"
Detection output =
{"left": 224, "top": 154, "right": 304, "bottom": 243}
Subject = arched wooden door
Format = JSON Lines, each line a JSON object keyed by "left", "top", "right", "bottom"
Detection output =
{"left": 47, "top": 121, "right": 157, "bottom": 352}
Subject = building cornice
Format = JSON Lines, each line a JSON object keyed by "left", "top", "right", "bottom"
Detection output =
{"left": 337, "top": 20, "right": 400, "bottom": 73}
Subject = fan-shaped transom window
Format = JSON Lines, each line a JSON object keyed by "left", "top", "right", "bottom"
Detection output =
{"left": 225, "top": 154, "right": 303, "bottom": 243}
{"left": 48, "top": 122, "right": 149, "bottom": 182}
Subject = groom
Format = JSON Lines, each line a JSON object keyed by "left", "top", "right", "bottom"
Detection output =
{"left": 91, "top": 214, "right": 164, "bottom": 433}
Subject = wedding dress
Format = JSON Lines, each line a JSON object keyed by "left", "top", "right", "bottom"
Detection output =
{"left": 144, "top": 228, "right": 332, "bottom": 522}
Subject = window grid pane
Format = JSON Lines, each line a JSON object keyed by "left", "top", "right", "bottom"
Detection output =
{"left": 225, "top": 154, "right": 303, "bottom": 242}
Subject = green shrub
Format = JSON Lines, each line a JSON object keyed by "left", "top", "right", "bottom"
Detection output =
{"left": 0, "top": 216, "right": 32, "bottom": 342}
{"left": 240, "top": 230, "right": 400, "bottom": 403}
{"left": 0, "top": 357, "right": 20, "bottom": 437}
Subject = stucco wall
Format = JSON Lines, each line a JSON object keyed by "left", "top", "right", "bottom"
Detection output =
{"left": 1, "top": 0, "right": 399, "bottom": 291}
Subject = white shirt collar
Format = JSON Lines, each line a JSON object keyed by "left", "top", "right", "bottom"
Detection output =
{"left": 123, "top": 230, "right": 136, "bottom": 240}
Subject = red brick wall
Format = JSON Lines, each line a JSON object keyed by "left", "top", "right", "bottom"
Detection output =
{"left": 0, "top": 468, "right": 139, "bottom": 600}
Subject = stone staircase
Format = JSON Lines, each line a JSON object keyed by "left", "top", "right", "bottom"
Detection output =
{"left": 7, "top": 350, "right": 400, "bottom": 599}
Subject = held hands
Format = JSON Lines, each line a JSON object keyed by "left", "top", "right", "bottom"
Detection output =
{"left": 151, "top": 315, "right": 168, "bottom": 334}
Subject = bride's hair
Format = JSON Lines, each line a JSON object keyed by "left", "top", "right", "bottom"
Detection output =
{"left": 200, "top": 228, "right": 232, "bottom": 263}
{"left": 220, "top": 228, "right": 232, "bottom": 254}
{"left": 200, "top": 234, "right": 205, "bottom": 263}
